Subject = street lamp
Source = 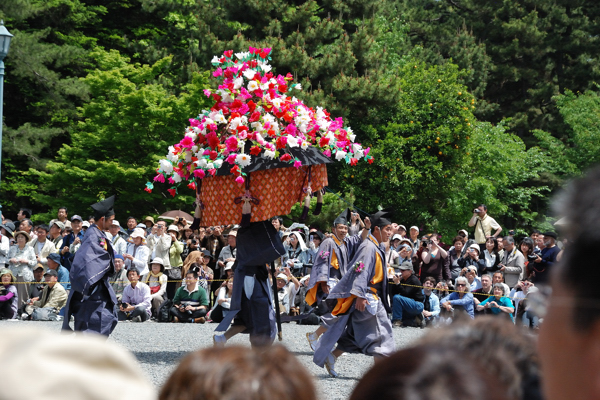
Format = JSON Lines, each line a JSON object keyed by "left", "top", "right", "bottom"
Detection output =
{"left": 0, "top": 20, "right": 13, "bottom": 215}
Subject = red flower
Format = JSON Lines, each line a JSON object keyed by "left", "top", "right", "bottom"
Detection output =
{"left": 144, "top": 187, "right": 152, "bottom": 193}
{"left": 250, "top": 146, "right": 261, "bottom": 156}
{"left": 276, "top": 136, "right": 287, "bottom": 149}
{"left": 249, "top": 111, "right": 261, "bottom": 122}
{"left": 278, "top": 84, "right": 288, "bottom": 93}
{"left": 207, "top": 133, "right": 220, "bottom": 149}
{"left": 280, "top": 154, "right": 292, "bottom": 162}
{"left": 368, "top": 158, "right": 374, "bottom": 164}
{"left": 230, "top": 165, "right": 240, "bottom": 175}
{"left": 248, "top": 100, "right": 256, "bottom": 112}
{"left": 187, "top": 182, "right": 196, "bottom": 190}
{"left": 209, "top": 151, "right": 218, "bottom": 160}
{"left": 350, "top": 158, "right": 358, "bottom": 166}
{"left": 167, "top": 188, "right": 177, "bottom": 197}
{"left": 224, "top": 50, "right": 233, "bottom": 58}
{"left": 319, "top": 137, "right": 330, "bottom": 147}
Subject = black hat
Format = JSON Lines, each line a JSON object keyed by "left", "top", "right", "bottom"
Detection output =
{"left": 333, "top": 208, "right": 352, "bottom": 227}
{"left": 370, "top": 207, "right": 394, "bottom": 228}
{"left": 44, "top": 269, "right": 58, "bottom": 278}
{"left": 0, "top": 222, "right": 15, "bottom": 236}
{"left": 543, "top": 231, "right": 557, "bottom": 240}
{"left": 313, "top": 231, "right": 324, "bottom": 241}
{"left": 91, "top": 195, "right": 116, "bottom": 220}
{"left": 201, "top": 249, "right": 213, "bottom": 259}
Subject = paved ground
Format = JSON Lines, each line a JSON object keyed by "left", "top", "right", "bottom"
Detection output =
{"left": 0, "top": 320, "right": 426, "bottom": 400}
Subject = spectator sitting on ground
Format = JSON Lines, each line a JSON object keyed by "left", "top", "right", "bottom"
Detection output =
{"left": 509, "top": 280, "right": 539, "bottom": 330}
{"left": 22, "top": 269, "right": 68, "bottom": 321}
{"left": 476, "top": 283, "right": 515, "bottom": 322}
{"left": 421, "top": 277, "right": 441, "bottom": 326}
{"left": 27, "top": 224, "right": 56, "bottom": 269}
{"left": 458, "top": 244, "right": 487, "bottom": 276}
{"left": 492, "top": 271, "right": 510, "bottom": 296}
{"left": 210, "top": 277, "right": 233, "bottom": 323}
{"left": 434, "top": 280, "right": 451, "bottom": 299}
{"left": 224, "top": 261, "right": 234, "bottom": 279}
{"left": 108, "top": 220, "right": 127, "bottom": 256}
{"left": 274, "top": 273, "right": 290, "bottom": 315}
{"left": 473, "top": 274, "right": 494, "bottom": 315}
{"left": 123, "top": 228, "right": 150, "bottom": 276}
{"left": 46, "top": 253, "right": 70, "bottom": 291}
{"left": 171, "top": 267, "right": 209, "bottom": 323}
{"left": 391, "top": 261, "right": 425, "bottom": 328}
{"left": 0, "top": 269, "right": 18, "bottom": 320}
{"left": 118, "top": 268, "right": 151, "bottom": 322}
{"left": 141, "top": 257, "right": 168, "bottom": 319}
{"left": 8, "top": 230, "right": 37, "bottom": 308}
{"left": 440, "top": 276, "right": 475, "bottom": 321}
{"left": 110, "top": 255, "right": 128, "bottom": 301}
{"left": 0, "top": 221, "right": 14, "bottom": 268}
{"left": 460, "top": 265, "right": 482, "bottom": 291}
{"left": 26, "top": 264, "right": 46, "bottom": 302}
{"left": 159, "top": 345, "right": 317, "bottom": 400}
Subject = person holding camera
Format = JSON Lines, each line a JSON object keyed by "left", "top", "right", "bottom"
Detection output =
{"left": 458, "top": 244, "right": 487, "bottom": 276}
{"left": 118, "top": 268, "right": 151, "bottom": 322}
{"left": 348, "top": 211, "right": 364, "bottom": 237}
{"left": 420, "top": 234, "right": 450, "bottom": 284}
{"left": 170, "top": 267, "right": 209, "bottom": 323}
{"left": 468, "top": 204, "right": 502, "bottom": 253}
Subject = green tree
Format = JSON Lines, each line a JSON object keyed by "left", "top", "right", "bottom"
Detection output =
{"left": 30, "top": 49, "right": 212, "bottom": 220}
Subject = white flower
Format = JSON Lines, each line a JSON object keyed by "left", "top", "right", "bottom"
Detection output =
{"left": 236, "top": 153, "right": 251, "bottom": 167}
{"left": 251, "top": 121, "right": 263, "bottom": 131}
{"left": 206, "top": 162, "right": 214, "bottom": 170}
{"left": 166, "top": 146, "right": 178, "bottom": 162}
{"left": 204, "top": 117, "right": 215, "bottom": 126}
{"left": 238, "top": 139, "right": 246, "bottom": 149}
{"left": 243, "top": 69, "right": 256, "bottom": 80}
{"left": 260, "top": 63, "right": 272, "bottom": 73}
{"left": 191, "top": 145, "right": 198, "bottom": 153}
{"left": 184, "top": 152, "right": 192, "bottom": 162}
{"left": 198, "top": 159, "right": 208, "bottom": 168}
{"left": 264, "top": 149, "right": 276, "bottom": 159}
{"left": 229, "top": 117, "right": 242, "bottom": 130}
{"left": 213, "top": 113, "right": 227, "bottom": 124}
{"left": 271, "top": 97, "right": 283, "bottom": 108}
{"left": 349, "top": 134, "right": 356, "bottom": 142}
{"left": 159, "top": 159, "right": 173, "bottom": 174}
{"left": 301, "top": 141, "right": 309, "bottom": 150}
{"left": 287, "top": 136, "right": 299, "bottom": 148}
{"left": 211, "top": 56, "right": 221, "bottom": 64}
{"left": 294, "top": 83, "right": 302, "bottom": 90}
{"left": 235, "top": 51, "right": 250, "bottom": 59}
{"left": 335, "top": 150, "right": 347, "bottom": 161}
{"left": 185, "top": 131, "right": 197, "bottom": 141}
{"left": 172, "top": 173, "right": 182, "bottom": 183}
{"left": 248, "top": 81, "right": 259, "bottom": 91}
{"left": 233, "top": 77, "right": 244, "bottom": 90}
{"left": 213, "top": 159, "right": 223, "bottom": 169}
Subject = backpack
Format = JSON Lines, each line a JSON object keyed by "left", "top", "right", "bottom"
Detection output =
{"left": 157, "top": 299, "right": 173, "bottom": 322}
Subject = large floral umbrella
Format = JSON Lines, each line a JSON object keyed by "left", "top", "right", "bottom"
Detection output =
{"left": 147, "top": 47, "right": 373, "bottom": 226}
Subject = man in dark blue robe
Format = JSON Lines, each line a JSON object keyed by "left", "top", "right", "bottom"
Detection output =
{"left": 62, "top": 196, "right": 119, "bottom": 336}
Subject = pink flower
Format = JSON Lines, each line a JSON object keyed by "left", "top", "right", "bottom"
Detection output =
{"left": 238, "top": 130, "right": 248, "bottom": 139}
{"left": 225, "top": 136, "right": 238, "bottom": 152}
{"left": 153, "top": 174, "right": 165, "bottom": 183}
{"left": 189, "top": 118, "right": 201, "bottom": 127}
{"left": 180, "top": 136, "right": 194, "bottom": 149}
{"left": 364, "top": 147, "right": 371, "bottom": 156}
{"left": 168, "top": 177, "right": 175, "bottom": 184}
{"left": 203, "top": 89, "right": 211, "bottom": 97}
{"left": 293, "top": 159, "right": 302, "bottom": 169}
{"left": 323, "top": 150, "right": 331, "bottom": 157}
{"left": 213, "top": 67, "right": 223, "bottom": 77}
{"left": 193, "top": 169, "right": 205, "bottom": 178}
{"left": 226, "top": 154, "right": 237, "bottom": 164}
{"left": 235, "top": 176, "right": 245, "bottom": 185}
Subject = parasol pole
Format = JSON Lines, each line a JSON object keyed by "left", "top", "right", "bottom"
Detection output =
{"left": 270, "top": 261, "right": 283, "bottom": 341}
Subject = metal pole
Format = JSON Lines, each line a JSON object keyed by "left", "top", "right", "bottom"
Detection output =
{"left": 0, "top": 58, "right": 4, "bottom": 214}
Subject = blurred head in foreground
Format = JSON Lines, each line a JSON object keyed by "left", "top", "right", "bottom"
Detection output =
{"left": 0, "top": 327, "right": 155, "bottom": 400}
{"left": 351, "top": 317, "right": 541, "bottom": 400}
{"left": 538, "top": 165, "right": 600, "bottom": 400}
{"left": 160, "top": 345, "right": 316, "bottom": 400}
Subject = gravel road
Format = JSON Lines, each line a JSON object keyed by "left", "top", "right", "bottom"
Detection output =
{"left": 0, "top": 320, "right": 425, "bottom": 400}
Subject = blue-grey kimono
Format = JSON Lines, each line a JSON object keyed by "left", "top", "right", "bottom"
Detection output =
{"left": 305, "top": 234, "right": 362, "bottom": 310}
{"left": 216, "top": 221, "right": 285, "bottom": 347}
{"left": 314, "top": 235, "right": 394, "bottom": 366}
{"left": 62, "top": 224, "right": 118, "bottom": 336}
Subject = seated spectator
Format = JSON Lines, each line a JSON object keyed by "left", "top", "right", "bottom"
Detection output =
{"left": 22, "top": 269, "right": 68, "bottom": 321}
{"left": 421, "top": 277, "right": 440, "bottom": 326}
{"left": 46, "top": 253, "right": 70, "bottom": 291}
{"left": 476, "top": 283, "right": 515, "bottom": 322}
{"left": 391, "top": 261, "right": 425, "bottom": 328}
{"left": 492, "top": 271, "right": 510, "bottom": 296}
{"left": 171, "top": 267, "right": 209, "bottom": 323}
{"left": 0, "top": 269, "right": 18, "bottom": 320}
{"left": 118, "top": 268, "right": 151, "bottom": 322}
{"left": 274, "top": 273, "right": 290, "bottom": 315}
{"left": 110, "top": 255, "right": 128, "bottom": 301}
{"left": 460, "top": 265, "right": 482, "bottom": 291}
{"left": 210, "top": 277, "right": 233, "bottom": 323}
{"left": 123, "top": 228, "right": 150, "bottom": 276}
{"left": 458, "top": 244, "right": 486, "bottom": 276}
{"left": 283, "top": 231, "right": 310, "bottom": 276}
{"left": 440, "top": 276, "right": 475, "bottom": 321}
{"left": 141, "top": 257, "right": 168, "bottom": 318}
{"left": 27, "top": 264, "right": 46, "bottom": 300}
{"left": 159, "top": 345, "right": 317, "bottom": 400}
{"left": 509, "top": 280, "right": 539, "bottom": 330}
{"left": 447, "top": 236, "right": 466, "bottom": 281}
{"left": 473, "top": 274, "right": 494, "bottom": 315}
{"left": 223, "top": 261, "right": 234, "bottom": 279}
{"left": 8, "top": 230, "right": 37, "bottom": 308}
{"left": 434, "top": 279, "right": 451, "bottom": 299}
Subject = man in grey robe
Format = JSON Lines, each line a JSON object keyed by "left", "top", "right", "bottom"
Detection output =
{"left": 313, "top": 209, "right": 395, "bottom": 377}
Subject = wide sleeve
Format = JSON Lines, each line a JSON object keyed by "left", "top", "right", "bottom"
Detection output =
{"left": 310, "top": 240, "right": 334, "bottom": 283}
{"left": 349, "top": 247, "right": 377, "bottom": 299}
{"left": 344, "top": 233, "right": 364, "bottom": 259}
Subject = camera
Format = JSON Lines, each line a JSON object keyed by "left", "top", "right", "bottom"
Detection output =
{"left": 473, "top": 209, "right": 481, "bottom": 213}
{"left": 527, "top": 254, "right": 538, "bottom": 262}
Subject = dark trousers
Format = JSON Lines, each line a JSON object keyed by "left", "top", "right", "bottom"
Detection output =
{"left": 170, "top": 306, "right": 207, "bottom": 322}
{"left": 118, "top": 306, "right": 149, "bottom": 321}
{"left": 0, "top": 300, "right": 14, "bottom": 320}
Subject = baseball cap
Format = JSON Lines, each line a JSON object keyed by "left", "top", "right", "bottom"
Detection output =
{"left": 112, "top": 220, "right": 120, "bottom": 227}
{"left": 398, "top": 261, "right": 413, "bottom": 271}
{"left": 47, "top": 253, "right": 61, "bottom": 264}
{"left": 410, "top": 226, "right": 419, "bottom": 232}
{"left": 44, "top": 269, "right": 58, "bottom": 278}
{"left": 82, "top": 221, "right": 90, "bottom": 228}
{"left": 71, "top": 215, "right": 83, "bottom": 222}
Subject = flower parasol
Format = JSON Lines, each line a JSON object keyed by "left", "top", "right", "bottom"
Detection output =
{"left": 147, "top": 47, "right": 373, "bottom": 226}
